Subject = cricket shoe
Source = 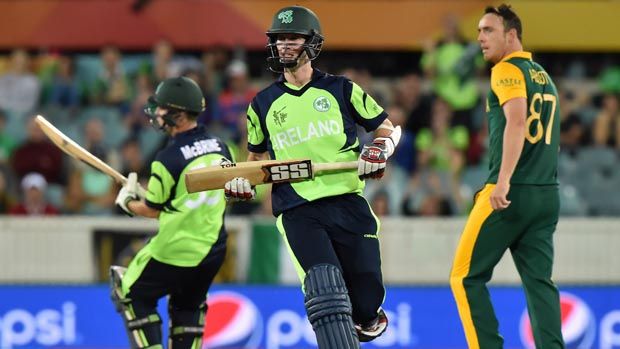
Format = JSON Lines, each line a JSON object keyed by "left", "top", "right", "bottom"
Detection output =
{"left": 355, "top": 308, "right": 388, "bottom": 342}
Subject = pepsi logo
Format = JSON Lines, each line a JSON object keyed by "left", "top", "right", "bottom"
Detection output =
{"left": 203, "top": 291, "right": 263, "bottom": 348}
{"left": 520, "top": 292, "right": 595, "bottom": 348}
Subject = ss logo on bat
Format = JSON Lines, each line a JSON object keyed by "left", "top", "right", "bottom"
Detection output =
{"left": 269, "top": 160, "right": 312, "bottom": 182}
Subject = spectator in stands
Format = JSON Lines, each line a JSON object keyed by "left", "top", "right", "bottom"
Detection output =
{"left": 403, "top": 192, "right": 453, "bottom": 216}
{"left": 150, "top": 40, "right": 175, "bottom": 82}
{"left": 415, "top": 98, "right": 469, "bottom": 175}
{"left": 9, "top": 172, "right": 59, "bottom": 215}
{"left": 465, "top": 117, "right": 488, "bottom": 166}
{"left": 599, "top": 66, "right": 620, "bottom": 96}
{"left": 202, "top": 46, "right": 230, "bottom": 98}
{"left": 147, "top": 40, "right": 202, "bottom": 82}
{"left": 392, "top": 73, "right": 432, "bottom": 134}
{"left": 0, "top": 110, "right": 17, "bottom": 164}
{"left": 366, "top": 101, "right": 453, "bottom": 217}
{"left": 125, "top": 72, "right": 154, "bottom": 135}
{"left": 0, "top": 169, "right": 15, "bottom": 213}
{"left": 183, "top": 69, "right": 206, "bottom": 94}
{"left": 119, "top": 137, "right": 148, "bottom": 185}
{"left": 592, "top": 93, "right": 620, "bottom": 149}
{"left": 65, "top": 160, "right": 118, "bottom": 215}
{"left": 561, "top": 113, "right": 586, "bottom": 155}
{"left": 0, "top": 49, "right": 41, "bottom": 115}
{"left": 338, "top": 67, "right": 358, "bottom": 81}
{"left": 47, "top": 55, "right": 81, "bottom": 109}
{"left": 560, "top": 90, "right": 587, "bottom": 155}
{"left": 385, "top": 105, "right": 416, "bottom": 174}
{"left": 214, "top": 60, "right": 257, "bottom": 142}
{"left": 200, "top": 46, "right": 231, "bottom": 123}
{"left": 11, "top": 117, "right": 64, "bottom": 184}
{"left": 370, "top": 190, "right": 390, "bottom": 217}
{"left": 91, "top": 45, "right": 130, "bottom": 109}
{"left": 421, "top": 14, "right": 483, "bottom": 131}
{"left": 84, "top": 118, "right": 115, "bottom": 162}
{"left": 181, "top": 68, "right": 212, "bottom": 127}
{"left": 64, "top": 118, "right": 118, "bottom": 215}
{"left": 401, "top": 171, "right": 457, "bottom": 216}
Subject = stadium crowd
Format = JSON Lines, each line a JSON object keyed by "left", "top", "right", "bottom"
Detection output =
{"left": 0, "top": 36, "right": 618, "bottom": 217}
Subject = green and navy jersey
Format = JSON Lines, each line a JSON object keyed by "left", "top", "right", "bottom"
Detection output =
{"left": 144, "top": 126, "right": 232, "bottom": 267}
{"left": 247, "top": 69, "right": 387, "bottom": 216}
{"left": 486, "top": 51, "right": 560, "bottom": 185}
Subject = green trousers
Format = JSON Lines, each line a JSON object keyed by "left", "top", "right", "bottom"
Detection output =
{"left": 450, "top": 184, "right": 564, "bottom": 349}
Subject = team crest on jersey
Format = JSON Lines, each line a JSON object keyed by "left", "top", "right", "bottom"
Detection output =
{"left": 278, "top": 10, "right": 293, "bottom": 24}
{"left": 313, "top": 96, "right": 331, "bottom": 112}
{"left": 273, "top": 106, "right": 288, "bottom": 126}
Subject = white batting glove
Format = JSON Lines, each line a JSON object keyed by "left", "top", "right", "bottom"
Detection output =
{"left": 116, "top": 172, "right": 138, "bottom": 216}
{"left": 358, "top": 126, "right": 401, "bottom": 180}
{"left": 224, "top": 177, "right": 256, "bottom": 201}
{"left": 358, "top": 140, "right": 389, "bottom": 179}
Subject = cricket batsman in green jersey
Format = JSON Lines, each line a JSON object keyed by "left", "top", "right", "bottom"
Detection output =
{"left": 224, "top": 5, "right": 402, "bottom": 349}
{"left": 110, "top": 77, "right": 233, "bottom": 349}
{"left": 450, "top": 4, "right": 564, "bottom": 349}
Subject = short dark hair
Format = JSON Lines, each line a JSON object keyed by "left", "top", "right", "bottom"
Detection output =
{"left": 485, "top": 4, "right": 522, "bottom": 42}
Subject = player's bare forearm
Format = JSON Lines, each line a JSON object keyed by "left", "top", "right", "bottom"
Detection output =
{"left": 247, "top": 151, "right": 270, "bottom": 162}
{"left": 127, "top": 200, "right": 160, "bottom": 219}
{"left": 498, "top": 97, "right": 527, "bottom": 184}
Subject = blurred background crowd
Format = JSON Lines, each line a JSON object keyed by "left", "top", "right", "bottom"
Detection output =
{"left": 0, "top": 5, "right": 619, "bottom": 219}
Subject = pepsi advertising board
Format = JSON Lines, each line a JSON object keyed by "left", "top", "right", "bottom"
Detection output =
{"left": 0, "top": 285, "right": 618, "bottom": 348}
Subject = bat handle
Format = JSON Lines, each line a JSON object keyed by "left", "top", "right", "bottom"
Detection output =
{"left": 120, "top": 176, "right": 147, "bottom": 198}
{"left": 313, "top": 161, "right": 358, "bottom": 173}
{"left": 137, "top": 185, "right": 147, "bottom": 198}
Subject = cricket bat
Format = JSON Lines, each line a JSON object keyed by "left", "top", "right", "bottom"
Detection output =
{"left": 185, "top": 159, "right": 358, "bottom": 193}
{"left": 35, "top": 115, "right": 146, "bottom": 197}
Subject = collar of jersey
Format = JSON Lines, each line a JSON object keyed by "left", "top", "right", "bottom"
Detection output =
{"left": 277, "top": 69, "right": 326, "bottom": 96}
{"left": 499, "top": 51, "right": 532, "bottom": 63}
{"left": 172, "top": 125, "right": 202, "bottom": 140}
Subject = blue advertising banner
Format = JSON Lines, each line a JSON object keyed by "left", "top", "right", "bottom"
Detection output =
{"left": 0, "top": 285, "right": 618, "bottom": 348}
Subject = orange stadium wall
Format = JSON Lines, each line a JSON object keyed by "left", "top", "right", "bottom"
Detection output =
{"left": 0, "top": 0, "right": 618, "bottom": 51}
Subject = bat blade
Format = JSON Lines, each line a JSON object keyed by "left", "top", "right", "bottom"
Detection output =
{"left": 185, "top": 159, "right": 314, "bottom": 193}
{"left": 35, "top": 115, "right": 146, "bottom": 197}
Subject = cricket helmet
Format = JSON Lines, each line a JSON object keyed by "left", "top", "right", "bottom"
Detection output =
{"left": 266, "top": 6, "right": 324, "bottom": 72}
{"left": 144, "top": 76, "right": 205, "bottom": 128}
{"left": 146, "top": 76, "right": 205, "bottom": 115}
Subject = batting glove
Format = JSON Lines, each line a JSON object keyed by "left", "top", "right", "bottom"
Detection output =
{"left": 224, "top": 177, "right": 256, "bottom": 202}
{"left": 220, "top": 158, "right": 256, "bottom": 201}
{"left": 358, "top": 126, "right": 402, "bottom": 180}
{"left": 358, "top": 140, "right": 389, "bottom": 179}
{"left": 115, "top": 172, "right": 138, "bottom": 216}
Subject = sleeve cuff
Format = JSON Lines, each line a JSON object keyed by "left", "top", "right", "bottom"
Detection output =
{"left": 248, "top": 143, "right": 267, "bottom": 153}
{"left": 360, "top": 111, "right": 389, "bottom": 132}
{"left": 145, "top": 199, "right": 164, "bottom": 211}
{"left": 498, "top": 92, "right": 527, "bottom": 106}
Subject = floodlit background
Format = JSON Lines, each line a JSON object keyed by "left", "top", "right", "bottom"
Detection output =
{"left": 0, "top": 1, "right": 618, "bottom": 348}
